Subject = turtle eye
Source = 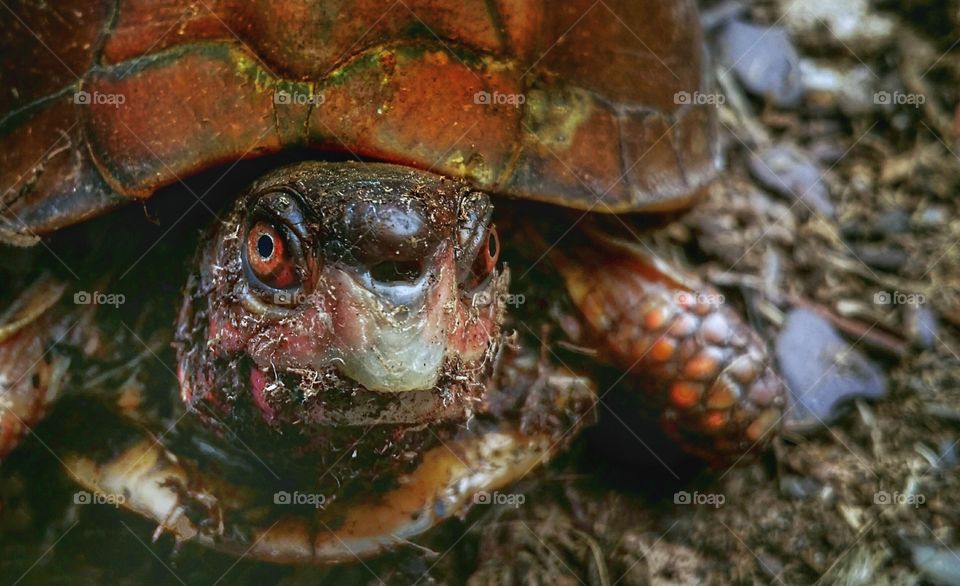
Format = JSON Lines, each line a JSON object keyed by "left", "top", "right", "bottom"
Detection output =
{"left": 468, "top": 225, "right": 499, "bottom": 287}
{"left": 245, "top": 221, "right": 300, "bottom": 290}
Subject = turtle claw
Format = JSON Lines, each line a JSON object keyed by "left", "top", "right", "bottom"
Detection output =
{"left": 66, "top": 437, "right": 214, "bottom": 543}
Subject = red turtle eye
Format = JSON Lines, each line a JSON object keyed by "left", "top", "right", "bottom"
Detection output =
{"left": 246, "top": 221, "right": 300, "bottom": 289}
{"left": 469, "top": 225, "right": 499, "bottom": 286}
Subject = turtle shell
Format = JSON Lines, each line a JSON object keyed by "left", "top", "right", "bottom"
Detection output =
{"left": 0, "top": 0, "right": 718, "bottom": 244}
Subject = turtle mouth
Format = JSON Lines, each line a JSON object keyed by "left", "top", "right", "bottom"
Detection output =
{"left": 320, "top": 244, "right": 459, "bottom": 394}
{"left": 246, "top": 358, "right": 493, "bottom": 428}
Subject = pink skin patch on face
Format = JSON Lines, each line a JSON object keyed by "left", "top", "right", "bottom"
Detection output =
{"left": 249, "top": 367, "right": 277, "bottom": 423}
{"left": 255, "top": 302, "right": 337, "bottom": 365}
{"left": 207, "top": 313, "right": 248, "bottom": 356}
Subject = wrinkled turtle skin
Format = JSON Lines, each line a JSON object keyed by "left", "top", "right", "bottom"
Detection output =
{"left": 0, "top": 0, "right": 784, "bottom": 564}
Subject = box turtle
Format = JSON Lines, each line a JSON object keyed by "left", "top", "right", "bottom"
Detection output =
{"left": 0, "top": 0, "right": 784, "bottom": 563}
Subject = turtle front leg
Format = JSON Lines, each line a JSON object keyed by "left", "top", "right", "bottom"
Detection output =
{"left": 549, "top": 230, "right": 784, "bottom": 465}
{"left": 63, "top": 350, "right": 597, "bottom": 563}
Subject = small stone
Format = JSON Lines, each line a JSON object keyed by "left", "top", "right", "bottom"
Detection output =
{"left": 907, "top": 306, "right": 939, "bottom": 350}
{"left": 748, "top": 144, "right": 835, "bottom": 217}
{"left": 840, "top": 220, "right": 867, "bottom": 241}
{"left": 918, "top": 206, "right": 947, "bottom": 227}
{"left": 718, "top": 19, "right": 804, "bottom": 107}
{"left": 780, "top": 474, "right": 820, "bottom": 500}
{"left": 779, "top": 0, "right": 895, "bottom": 53}
{"left": 937, "top": 439, "right": 958, "bottom": 469}
{"left": 911, "top": 544, "right": 960, "bottom": 586}
{"left": 842, "top": 209, "right": 910, "bottom": 241}
{"left": 776, "top": 309, "right": 887, "bottom": 431}
{"left": 873, "top": 209, "right": 911, "bottom": 235}
{"left": 799, "top": 59, "right": 877, "bottom": 115}
{"left": 851, "top": 244, "right": 909, "bottom": 272}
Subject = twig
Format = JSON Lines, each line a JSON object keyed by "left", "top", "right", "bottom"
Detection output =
{"left": 786, "top": 294, "right": 908, "bottom": 358}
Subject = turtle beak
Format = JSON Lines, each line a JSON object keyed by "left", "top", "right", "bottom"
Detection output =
{"left": 324, "top": 241, "right": 458, "bottom": 393}
{"left": 318, "top": 193, "right": 499, "bottom": 393}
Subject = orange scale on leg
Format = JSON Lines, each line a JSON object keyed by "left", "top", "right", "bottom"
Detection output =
{"left": 643, "top": 305, "right": 672, "bottom": 331}
{"left": 649, "top": 338, "right": 676, "bottom": 362}
{"left": 684, "top": 349, "right": 721, "bottom": 380}
{"left": 703, "top": 410, "right": 729, "bottom": 433}
{"left": 669, "top": 382, "right": 702, "bottom": 409}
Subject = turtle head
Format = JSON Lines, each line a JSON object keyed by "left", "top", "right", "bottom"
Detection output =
{"left": 176, "top": 162, "right": 506, "bottom": 436}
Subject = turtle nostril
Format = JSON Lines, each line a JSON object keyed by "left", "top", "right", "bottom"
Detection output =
{"left": 370, "top": 259, "right": 424, "bottom": 284}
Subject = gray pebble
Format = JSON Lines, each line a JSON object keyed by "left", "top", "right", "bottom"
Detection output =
{"left": 908, "top": 306, "right": 939, "bottom": 350}
{"left": 719, "top": 19, "right": 804, "bottom": 108}
{"left": 874, "top": 209, "right": 911, "bottom": 235}
{"left": 780, "top": 474, "right": 821, "bottom": 500}
{"left": 748, "top": 144, "right": 835, "bottom": 217}
{"left": 777, "top": 309, "right": 888, "bottom": 431}
{"left": 911, "top": 544, "right": 960, "bottom": 586}
{"left": 918, "top": 206, "right": 947, "bottom": 227}
{"left": 852, "top": 244, "right": 909, "bottom": 272}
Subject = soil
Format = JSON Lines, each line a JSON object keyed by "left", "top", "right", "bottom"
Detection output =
{"left": 2, "top": 1, "right": 960, "bottom": 585}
